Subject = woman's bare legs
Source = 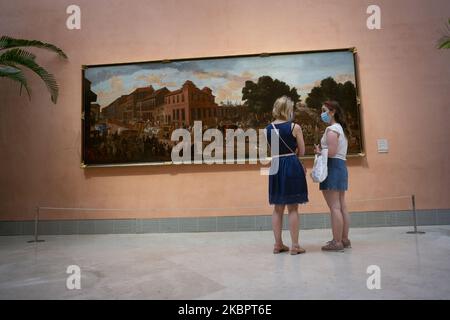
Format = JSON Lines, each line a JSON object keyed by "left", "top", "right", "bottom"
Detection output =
{"left": 287, "top": 204, "right": 300, "bottom": 246}
{"left": 322, "top": 190, "right": 343, "bottom": 245}
{"left": 272, "top": 205, "right": 285, "bottom": 247}
{"left": 340, "top": 191, "right": 350, "bottom": 241}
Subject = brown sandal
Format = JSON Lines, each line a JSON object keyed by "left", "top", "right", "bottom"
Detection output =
{"left": 327, "top": 239, "right": 351, "bottom": 248}
{"left": 322, "top": 240, "right": 344, "bottom": 252}
{"left": 273, "top": 244, "right": 289, "bottom": 254}
{"left": 342, "top": 239, "right": 352, "bottom": 248}
{"left": 290, "top": 245, "right": 306, "bottom": 255}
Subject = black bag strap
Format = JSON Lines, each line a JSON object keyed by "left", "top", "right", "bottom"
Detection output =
{"left": 271, "top": 122, "right": 296, "bottom": 155}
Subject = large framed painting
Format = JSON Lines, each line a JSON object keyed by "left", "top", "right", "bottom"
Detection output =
{"left": 81, "top": 48, "right": 363, "bottom": 167}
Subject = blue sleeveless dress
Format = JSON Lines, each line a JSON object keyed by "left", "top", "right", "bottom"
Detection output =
{"left": 265, "top": 121, "right": 309, "bottom": 205}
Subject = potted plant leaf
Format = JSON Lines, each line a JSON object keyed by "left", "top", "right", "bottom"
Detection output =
{"left": 0, "top": 36, "right": 68, "bottom": 104}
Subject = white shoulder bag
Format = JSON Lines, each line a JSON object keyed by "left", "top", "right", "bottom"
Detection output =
{"left": 311, "top": 126, "right": 331, "bottom": 183}
{"left": 311, "top": 148, "right": 328, "bottom": 183}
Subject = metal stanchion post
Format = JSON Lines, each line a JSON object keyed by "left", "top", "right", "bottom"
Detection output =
{"left": 407, "top": 195, "right": 425, "bottom": 234}
{"left": 27, "top": 206, "right": 45, "bottom": 243}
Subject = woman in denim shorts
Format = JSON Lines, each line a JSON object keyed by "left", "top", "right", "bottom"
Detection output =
{"left": 314, "top": 101, "right": 351, "bottom": 252}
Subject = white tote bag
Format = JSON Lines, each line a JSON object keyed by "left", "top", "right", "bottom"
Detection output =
{"left": 311, "top": 148, "right": 328, "bottom": 183}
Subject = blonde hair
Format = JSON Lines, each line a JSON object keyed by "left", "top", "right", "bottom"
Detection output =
{"left": 272, "top": 96, "right": 294, "bottom": 120}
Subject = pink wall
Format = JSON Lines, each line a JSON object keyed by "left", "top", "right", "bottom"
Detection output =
{"left": 1, "top": 0, "right": 449, "bottom": 220}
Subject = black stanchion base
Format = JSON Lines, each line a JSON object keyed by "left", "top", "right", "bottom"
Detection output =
{"left": 406, "top": 231, "right": 426, "bottom": 234}
{"left": 27, "top": 240, "right": 45, "bottom": 243}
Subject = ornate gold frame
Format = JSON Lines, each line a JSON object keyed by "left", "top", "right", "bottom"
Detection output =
{"left": 81, "top": 47, "right": 364, "bottom": 168}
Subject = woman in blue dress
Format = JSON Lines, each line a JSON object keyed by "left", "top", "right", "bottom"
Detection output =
{"left": 265, "top": 96, "right": 309, "bottom": 255}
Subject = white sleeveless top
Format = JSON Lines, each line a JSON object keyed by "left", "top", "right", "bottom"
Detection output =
{"left": 320, "top": 123, "right": 348, "bottom": 160}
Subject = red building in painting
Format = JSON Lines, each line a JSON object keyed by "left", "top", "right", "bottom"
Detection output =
{"left": 162, "top": 80, "right": 219, "bottom": 127}
{"left": 100, "top": 80, "right": 248, "bottom": 128}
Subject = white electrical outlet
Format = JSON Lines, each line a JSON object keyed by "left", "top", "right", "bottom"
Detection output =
{"left": 377, "top": 139, "right": 389, "bottom": 153}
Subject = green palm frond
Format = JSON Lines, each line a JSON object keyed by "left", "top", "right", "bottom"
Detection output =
{"left": 0, "top": 66, "right": 31, "bottom": 99}
{"left": 438, "top": 37, "right": 450, "bottom": 49}
{"left": 438, "top": 19, "right": 450, "bottom": 49}
{"left": 0, "top": 35, "right": 67, "bottom": 59}
{"left": 0, "top": 48, "right": 59, "bottom": 103}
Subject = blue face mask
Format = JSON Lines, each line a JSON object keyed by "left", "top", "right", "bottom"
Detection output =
{"left": 321, "top": 111, "right": 331, "bottom": 124}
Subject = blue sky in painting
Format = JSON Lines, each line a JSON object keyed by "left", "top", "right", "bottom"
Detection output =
{"left": 85, "top": 51, "right": 356, "bottom": 108}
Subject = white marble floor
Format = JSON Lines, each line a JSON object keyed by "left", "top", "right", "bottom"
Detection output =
{"left": 0, "top": 226, "right": 449, "bottom": 300}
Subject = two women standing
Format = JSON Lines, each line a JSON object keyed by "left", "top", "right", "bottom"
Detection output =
{"left": 265, "top": 96, "right": 350, "bottom": 254}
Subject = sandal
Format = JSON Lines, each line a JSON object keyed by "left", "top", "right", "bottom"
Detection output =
{"left": 290, "top": 245, "right": 306, "bottom": 255}
{"left": 342, "top": 239, "right": 352, "bottom": 248}
{"left": 273, "top": 244, "right": 289, "bottom": 254}
{"left": 322, "top": 240, "right": 344, "bottom": 252}
{"left": 327, "top": 239, "right": 351, "bottom": 248}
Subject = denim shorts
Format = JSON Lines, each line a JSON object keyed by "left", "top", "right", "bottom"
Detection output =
{"left": 319, "top": 158, "right": 348, "bottom": 191}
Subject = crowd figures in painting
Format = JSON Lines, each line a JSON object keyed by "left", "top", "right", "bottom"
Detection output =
{"left": 82, "top": 49, "right": 362, "bottom": 166}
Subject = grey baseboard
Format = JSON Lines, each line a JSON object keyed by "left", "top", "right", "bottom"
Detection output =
{"left": 0, "top": 209, "right": 449, "bottom": 236}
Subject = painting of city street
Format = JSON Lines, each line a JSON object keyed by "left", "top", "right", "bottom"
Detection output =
{"left": 82, "top": 48, "right": 363, "bottom": 166}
